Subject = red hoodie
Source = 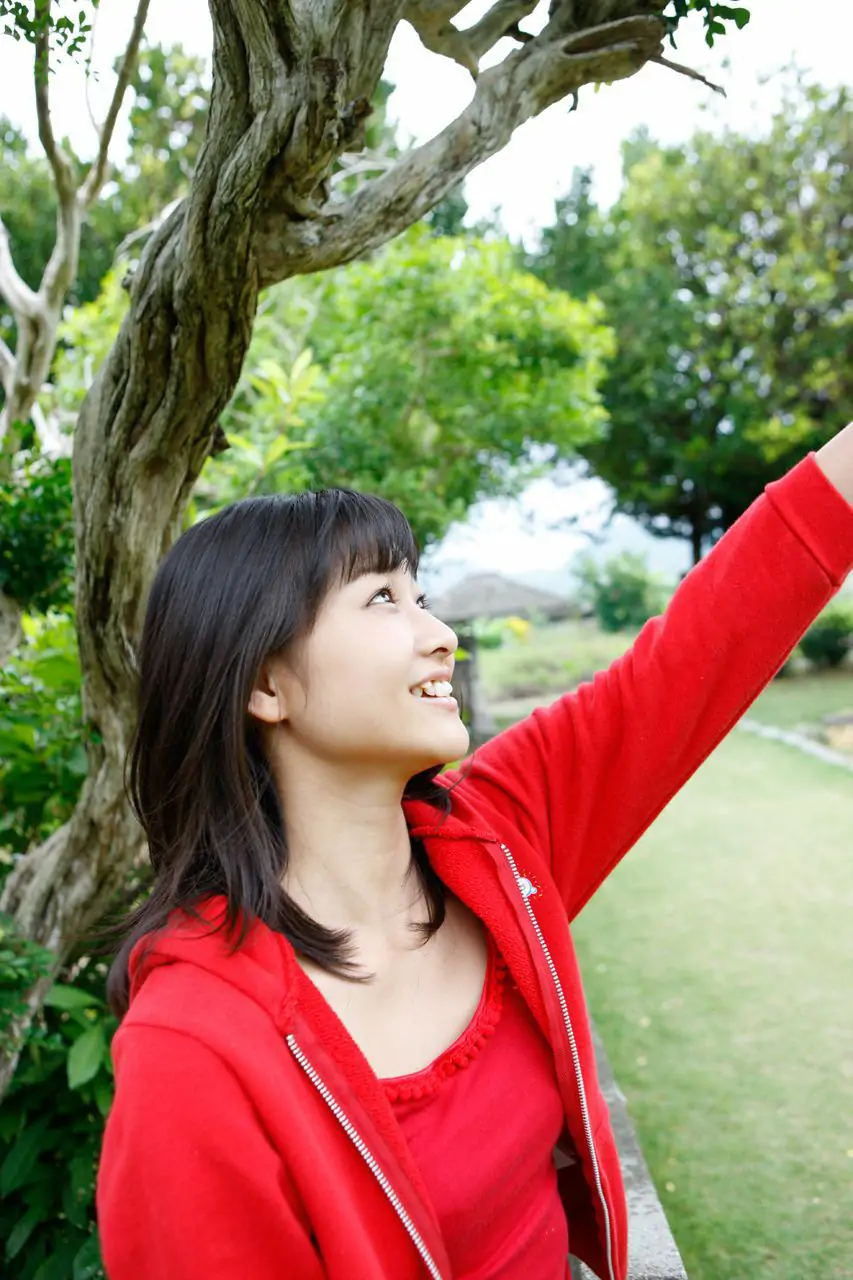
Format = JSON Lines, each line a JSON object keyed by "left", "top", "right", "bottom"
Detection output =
{"left": 97, "top": 454, "right": 853, "bottom": 1280}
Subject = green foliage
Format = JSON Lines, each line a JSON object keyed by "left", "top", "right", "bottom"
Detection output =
{"left": 664, "top": 0, "right": 750, "bottom": 46}
{"left": 45, "top": 230, "right": 613, "bottom": 553}
{"left": 118, "top": 40, "right": 209, "bottom": 228}
{"left": 799, "top": 601, "right": 853, "bottom": 670}
{"left": 574, "top": 551, "right": 671, "bottom": 633}
{"left": 0, "top": 613, "right": 86, "bottom": 858}
{"left": 0, "top": 448, "right": 74, "bottom": 611}
{"left": 0, "top": 955, "right": 114, "bottom": 1279}
{"left": 471, "top": 618, "right": 506, "bottom": 650}
{"left": 0, "top": 1, "right": 96, "bottom": 60}
{"left": 529, "top": 80, "right": 853, "bottom": 563}
{"left": 293, "top": 228, "right": 614, "bottom": 548}
{"left": 0, "top": 915, "right": 53, "bottom": 1058}
{"left": 43, "top": 271, "right": 130, "bottom": 424}
{"left": 192, "top": 289, "right": 323, "bottom": 512}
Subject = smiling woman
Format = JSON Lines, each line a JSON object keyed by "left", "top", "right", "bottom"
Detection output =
{"left": 106, "top": 489, "right": 467, "bottom": 993}
{"left": 96, "top": 457, "right": 853, "bottom": 1280}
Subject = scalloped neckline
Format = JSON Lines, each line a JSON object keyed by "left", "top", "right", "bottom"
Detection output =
{"left": 382, "top": 935, "right": 508, "bottom": 1103}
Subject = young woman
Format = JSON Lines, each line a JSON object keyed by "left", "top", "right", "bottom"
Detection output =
{"left": 97, "top": 431, "right": 853, "bottom": 1280}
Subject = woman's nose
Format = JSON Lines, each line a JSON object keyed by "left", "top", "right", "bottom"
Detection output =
{"left": 429, "top": 618, "right": 458, "bottom": 660}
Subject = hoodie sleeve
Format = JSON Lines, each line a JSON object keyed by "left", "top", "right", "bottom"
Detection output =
{"left": 98, "top": 1025, "right": 324, "bottom": 1280}
{"left": 452, "top": 452, "right": 853, "bottom": 920}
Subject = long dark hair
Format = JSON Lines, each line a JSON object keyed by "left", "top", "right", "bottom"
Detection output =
{"left": 106, "top": 489, "right": 454, "bottom": 1016}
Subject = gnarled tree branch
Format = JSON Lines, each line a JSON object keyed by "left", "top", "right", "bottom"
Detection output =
{"left": 0, "top": 216, "right": 41, "bottom": 323}
{"left": 33, "top": 1, "right": 77, "bottom": 208}
{"left": 80, "top": 0, "right": 152, "bottom": 206}
{"left": 255, "top": 13, "right": 665, "bottom": 281}
{"left": 0, "top": 336, "right": 14, "bottom": 393}
{"left": 651, "top": 53, "right": 725, "bottom": 95}
{"left": 404, "top": 0, "right": 540, "bottom": 76}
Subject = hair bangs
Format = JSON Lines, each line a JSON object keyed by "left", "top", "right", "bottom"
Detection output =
{"left": 321, "top": 490, "right": 421, "bottom": 588}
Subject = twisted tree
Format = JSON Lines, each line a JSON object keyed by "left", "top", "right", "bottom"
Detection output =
{"left": 0, "top": 0, "right": 745, "bottom": 1094}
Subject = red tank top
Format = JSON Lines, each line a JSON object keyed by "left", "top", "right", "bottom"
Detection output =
{"left": 383, "top": 935, "right": 571, "bottom": 1278}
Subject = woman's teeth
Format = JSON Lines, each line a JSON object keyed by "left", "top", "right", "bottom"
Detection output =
{"left": 411, "top": 680, "right": 454, "bottom": 699}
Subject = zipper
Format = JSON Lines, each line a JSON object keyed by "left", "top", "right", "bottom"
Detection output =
{"left": 286, "top": 1034, "right": 445, "bottom": 1280}
{"left": 499, "top": 842, "right": 616, "bottom": 1280}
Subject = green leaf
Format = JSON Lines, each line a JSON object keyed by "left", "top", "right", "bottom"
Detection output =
{"left": 263, "top": 435, "right": 292, "bottom": 469}
{"left": 43, "top": 983, "right": 103, "bottom": 1012}
{"left": 67, "top": 1024, "right": 106, "bottom": 1090}
{"left": 94, "top": 1075, "right": 114, "bottom": 1117}
{"left": 0, "top": 1116, "right": 52, "bottom": 1195}
{"left": 72, "top": 1233, "right": 103, "bottom": 1280}
{"left": 290, "top": 347, "right": 314, "bottom": 383}
{"left": 0, "top": 722, "right": 37, "bottom": 748}
{"left": 5, "top": 1205, "right": 42, "bottom": 1260}
{"left": 33, "top": 1241, "right": 81, "bottom": 1280}
{"left": 33, "top": 654, "right": 80, "bottom": 689}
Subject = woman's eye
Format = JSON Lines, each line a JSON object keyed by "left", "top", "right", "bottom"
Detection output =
{"left": 417, "top": 594, "right": 431, "bottom": 611}
{"left": 371, "top": 587, "right": 394, "bottom": 604}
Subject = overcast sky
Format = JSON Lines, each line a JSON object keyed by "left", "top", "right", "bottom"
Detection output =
{"left": 0, "top": 1, "right": 847, "bottom": 583}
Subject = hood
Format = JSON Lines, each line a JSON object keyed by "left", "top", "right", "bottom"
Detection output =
{"left": 127, "top": 896, "right": 296, "bottom": 1035}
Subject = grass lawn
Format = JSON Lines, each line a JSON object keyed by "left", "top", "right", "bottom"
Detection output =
{"left": 749, "top": 669, "right": 853, "bottom": 733}
{"left": 571, "top": 730, "right": 853, "bottom": 1280}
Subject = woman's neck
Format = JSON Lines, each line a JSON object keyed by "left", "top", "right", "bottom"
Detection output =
{"left": 275, "top": 755, "right": 421, "bottom": 934}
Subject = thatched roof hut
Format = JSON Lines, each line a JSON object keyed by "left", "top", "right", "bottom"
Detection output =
{"left": 431, "top": 572, "right": 570, "bottom": 625}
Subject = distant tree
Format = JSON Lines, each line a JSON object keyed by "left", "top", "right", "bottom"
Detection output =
{"left": 529, "top": 80, "right": 853, "bottom": 564}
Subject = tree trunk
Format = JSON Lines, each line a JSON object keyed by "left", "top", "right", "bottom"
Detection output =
{"left": 0, "top": 590, "right": 22, "bottom": 669}
{"left": 0, "top": 0, "right": 670, "bottom": 1095}
{"left": 690, "top": 521, "right": 704, "bottom": 566}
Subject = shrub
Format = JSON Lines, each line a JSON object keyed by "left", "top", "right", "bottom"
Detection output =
{"left": 573, "top": 551, "right": 671, "bottom": 633}
{"left": 0, "top": 448, "right": 75, "bottom": 614}
{"left": 0, "top": 945, "right": 115, "bottom": 1280}
{"left": 0, "top": 613, "right": 87, "bottom": 858}
{"left": 471, "top": 618, "right": 505, "bottom": 650}
{"left": 799, "top": 601, "right": 853, "bottom": 670}
{"left": 0, "top": 613, "right": 112, "bottom": 1276}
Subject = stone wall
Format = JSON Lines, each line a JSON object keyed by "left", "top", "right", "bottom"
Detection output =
{"left": 570, "top": 1025, "right": 688, "bottom": 1280}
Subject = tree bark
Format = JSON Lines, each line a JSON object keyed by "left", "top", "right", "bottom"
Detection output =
{"left": 689, "top": 500, "right": 705, "bottom": 565}
{"left": 690, "top": 522, "right": 704, "bottom": 566}
{"left": 0, "top": 0, "right": 672, "bottom": 1095}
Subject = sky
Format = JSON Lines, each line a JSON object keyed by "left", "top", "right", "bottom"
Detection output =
{"left": 0, "top": 0, "right": 848, "bottom": 589}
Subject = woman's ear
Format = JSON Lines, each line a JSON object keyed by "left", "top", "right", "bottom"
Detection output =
{"left": 248, "top": 667, "right": 286, "bottom": 725}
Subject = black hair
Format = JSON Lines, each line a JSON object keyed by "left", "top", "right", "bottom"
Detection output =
{"left": 106, "top": 489, "right": 455, "bottom": 1016}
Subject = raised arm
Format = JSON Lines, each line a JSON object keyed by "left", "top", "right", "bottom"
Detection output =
{"left": 815, "top": 419, "right": 853, "bottom": 506}
{"left": 451, "top": 447, "right": 853, "bottom": 920}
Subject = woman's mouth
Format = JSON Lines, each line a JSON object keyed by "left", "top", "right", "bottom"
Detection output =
{"left": 410, "top": 679, "right": 457, "bottom": 706}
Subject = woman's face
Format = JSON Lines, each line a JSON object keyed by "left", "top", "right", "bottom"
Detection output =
{"left": 254, "top": 566, "right": 469, "bottom": 781}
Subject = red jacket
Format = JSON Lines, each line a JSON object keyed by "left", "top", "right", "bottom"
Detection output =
{"left": 98, "top": 454, "right": 853, "bottom": 1280}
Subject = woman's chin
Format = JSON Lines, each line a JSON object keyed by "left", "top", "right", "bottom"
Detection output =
{"left": 420, "top": 722, "right": 472, "bottom": 770}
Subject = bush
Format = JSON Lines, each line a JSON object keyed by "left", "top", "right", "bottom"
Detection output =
{"left": 799, "top": 601, "right": 853, "bottom": 670}
{"left": 573, "top": 551, "right": 671, "bottom": 633}
{"left": 0, "top": 613, "right": 87, "bottom": 857}
{"left": 0, "top": 448, "right": 75, "bottom": 613}
{"left": 471, "top": 618, "right": 505, "bottom": 650}
{"left": 0, "top": 942, "right": 115, "bottom": 1280}
{"left": 0, "top": 609, "right": 111, "bottom": 1277}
